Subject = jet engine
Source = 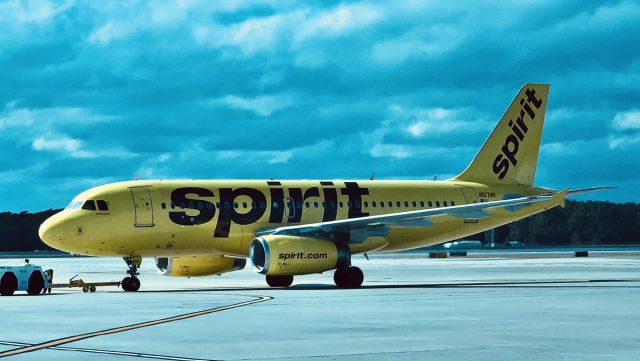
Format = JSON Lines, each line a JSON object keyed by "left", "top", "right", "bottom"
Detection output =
{"left": 155, "top": 255, "right": 246, "bottom": 277}
{"left": 249, "top": 235, "right": 350, "bottom": 276}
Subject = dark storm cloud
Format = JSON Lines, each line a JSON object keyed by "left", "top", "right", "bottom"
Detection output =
{"left": 1, "top": 0, "right": 639, "bottom": 211}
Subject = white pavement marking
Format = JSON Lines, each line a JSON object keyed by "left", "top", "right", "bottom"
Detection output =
{"left": 0, "top": 295, "right": 272, "bottom": 358}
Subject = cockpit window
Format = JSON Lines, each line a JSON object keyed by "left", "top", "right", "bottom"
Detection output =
{"left": 96, "top": 200, "right": 109, "bottom": 211}
{"left": 81, "top": 200, "right": 97, "bottom": 211}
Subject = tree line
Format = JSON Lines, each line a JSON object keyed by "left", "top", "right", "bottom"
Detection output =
{"left": 0, "top": 200, "right": 638, "bottom": 252}
{"left": 500, "top": 200, "right": 640, "bottom": 246}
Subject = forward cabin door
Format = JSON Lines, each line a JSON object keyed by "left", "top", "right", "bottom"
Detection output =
{"left": 130, "top": 187, "right": 155, "bottom": 227}
{"left": 284, "top": 196, "right": 296, "bottom": 221}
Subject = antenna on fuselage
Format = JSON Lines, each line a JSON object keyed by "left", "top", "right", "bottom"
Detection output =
{"left": 433, "top": 175, "right": 438, "bottom": 181}
{"left": 370, "top": 171, "right": 376, "bottom": 180}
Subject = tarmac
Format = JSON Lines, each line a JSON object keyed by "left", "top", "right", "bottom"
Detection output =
{"left": 0, "top": 250, "right": 639, "bottom": 360}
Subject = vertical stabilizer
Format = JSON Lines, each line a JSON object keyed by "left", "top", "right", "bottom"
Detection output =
{"left": 453, "top": 84, "right": 549, "bottom": 186}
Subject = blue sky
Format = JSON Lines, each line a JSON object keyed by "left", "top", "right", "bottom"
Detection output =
{"left": 1, "top": 1, "right": 639, "bottom": 212}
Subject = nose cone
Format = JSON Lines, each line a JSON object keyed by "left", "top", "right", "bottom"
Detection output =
{"left": 39, "top": 214, "right": 65, "bottom": 250}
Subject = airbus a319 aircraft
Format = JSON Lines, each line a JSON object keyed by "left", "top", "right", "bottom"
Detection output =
{"left": 39, "top": 84, "right": 607, "bottom": 291}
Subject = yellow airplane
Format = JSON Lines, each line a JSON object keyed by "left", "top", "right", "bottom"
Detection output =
{"left": 39, "top": 84, "right": 608, "bottom": 291}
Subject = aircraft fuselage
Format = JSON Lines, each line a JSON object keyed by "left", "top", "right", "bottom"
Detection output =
{"left": 40, "top": 179, "right": 554, "bottom": 258}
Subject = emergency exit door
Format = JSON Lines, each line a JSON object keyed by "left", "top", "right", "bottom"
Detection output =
{"left": 130, "top": 187, "right": 155, "bottom": 227}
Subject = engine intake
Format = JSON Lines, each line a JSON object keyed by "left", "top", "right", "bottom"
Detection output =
{"left": 155, "top": 255, "right": 246, "bottom": 277}
{"left": 250, "top": 235, "right": 350, "bottom": 276}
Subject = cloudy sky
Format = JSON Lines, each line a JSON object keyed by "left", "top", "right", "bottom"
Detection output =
{"left": 1, "top": 0, "right": 639, "bottom": 212}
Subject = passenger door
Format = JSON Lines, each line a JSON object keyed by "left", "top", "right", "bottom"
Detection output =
{"left": 130, "top": 187, "right": 155, "bottom": 227}
{"left": 284, "top": 197, "right": 296, "bottom": 221}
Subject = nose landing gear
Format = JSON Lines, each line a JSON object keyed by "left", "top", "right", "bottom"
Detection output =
{"left": 122, "top": 256, "right": 141, "bottom": 292}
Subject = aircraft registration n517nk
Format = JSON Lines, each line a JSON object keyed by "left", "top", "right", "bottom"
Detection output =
{"left": 39, "top": 84, "right": 608, "bottom": 291}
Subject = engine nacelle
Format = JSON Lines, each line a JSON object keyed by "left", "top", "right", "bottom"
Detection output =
{"left": 155, "top": 255, "right": 246, "bottom": 277}
{"left": 249, "top": 235, "right": 350, "bottom": 276}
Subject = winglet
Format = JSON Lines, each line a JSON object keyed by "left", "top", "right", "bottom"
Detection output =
{"left": 554, "top": 188, "right": 569, "bottom": 208}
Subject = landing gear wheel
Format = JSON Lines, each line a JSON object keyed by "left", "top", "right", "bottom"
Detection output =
{"left": 122, "top": 276, "right": 140, "bottom": 292}
{"left": 128, "top": 277, "right": 140, "bottom": 291}
{"left": 121, "top": 276, "right": 131, "bottom": 290}
{"left": 334, "top": 266, "right": 364, "bottom": 288}
{"left": 122, "top": 256, "right": 142, "bottom": 292}
{"left": 89, "top": 285, "right": 97, "bottom": 293}
{"left": 266, "top": 275, "right": 294, "bottom": 288}
{"left": 82, "top": 286, "right": 89, "bottom": 293}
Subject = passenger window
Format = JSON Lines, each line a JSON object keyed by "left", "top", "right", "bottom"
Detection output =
{"left": 170, "top": 202, "right": 176, "bottom": 209}
{"left": 348, "top": 201, "right": 352, "bottom": 208}
{"left": 451, "top": 201, "right": 456, "bottom": 206}
{"left": 388, "top": 201, "right": 392, "bottom": 207}
{"left": 372, "top": 201, "right": 377, "bottom": 208}
{"left": 380, "top": 202, "right": 384, "bottom": 208}
{"left": 412, "top": 201, "right": 417, "bottom": 207}
{"left": 260, "top": 202, "right": 266, "bottom": 209}
{"left": 179, "top": 202, "right": 185, "bottom": 209}
{"left": 234, "top": 202, "right": 239, "bottom": 209}
{"left": 364, "top": 201, "right": 369, "bottom": 208}
{"left": 251, "top": 202, "right": 256, "bottom": 209}
{"left": 396, "top": 201, "right": 401, "bottom": 207}
{"left": 339, "top": 201, "right": 344, "bottom": 208}
{"left": 436, "top": 201, "right": 440, "bottom": 207}
{"left": 355, "top": 201, "right": 361, "bottom": 208}
{"left": 82, "top": 200, "right": 97, "bottom": 211}
{"left": 208, "top": 202, "right": 214, "bottom": 210}
{"left": 225, "top": 202, "right": 230, "bottom": 209}
{"left": 428, "top": 201, "right": 433, "bottom": 207}
{"left": 404, "top": 201, "right": 409, "bottom": 207}
{"left": 273, "top": 201, "right": 279, "bottom": 209}
{"left": 444, "top": 201, "right": 448, "bottom": 207}
{"left": 330, "top": 201, "right": 336, "bottom": 209}
{"left": 197, "top": 202, "right": 203, "bottom": 210}
{"left": 322, "top": 202, "right": 326, "bottom": 208}
{"left": 97, "top": 200, "right": 109, "bottom": 211}
{"left": 305, "top": 201, "right": 310, "bottom": 208}
{"left": 297, "top": 201, "right": 302, "bottom": 209}
{"left": 420, "top": 201, "right": 424, "bottom": 207}
{"left": 314, "top": 202, "right": 319, "bottom": 208}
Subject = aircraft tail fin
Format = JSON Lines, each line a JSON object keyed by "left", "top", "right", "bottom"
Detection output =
{"left": 453, "top": 84, "right": 550, "bottom": 186}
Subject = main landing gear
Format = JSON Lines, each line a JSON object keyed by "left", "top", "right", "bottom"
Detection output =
{"left": 266, "top": 275, "right": 294, "bottom": 288}
{"left": 333, "top": 266, "right": 364, "bottom": 288}
{"left": 264, "top": 266, "right": 364, "bottom": 288}
{"left": 121, "top": 256, "right": 141, "bottom": 292}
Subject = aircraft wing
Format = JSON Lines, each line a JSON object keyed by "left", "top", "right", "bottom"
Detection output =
{"left": 256, "top": 190, "right": 567, "bottom": 243}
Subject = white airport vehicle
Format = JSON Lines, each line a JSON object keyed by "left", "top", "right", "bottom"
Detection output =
{"left": 0, "top": 262, "right": 50, "bottom": 296}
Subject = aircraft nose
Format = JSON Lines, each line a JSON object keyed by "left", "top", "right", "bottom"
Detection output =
{"left": 39, "top": 215, "right": 64, "bottom": 249}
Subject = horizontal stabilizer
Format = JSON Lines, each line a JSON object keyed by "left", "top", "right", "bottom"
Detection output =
{"left": 567, "top": 187, "right": 616, "bottom": 197}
